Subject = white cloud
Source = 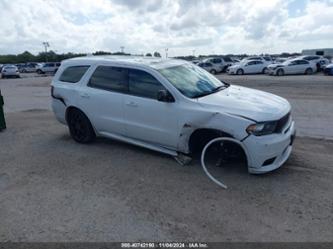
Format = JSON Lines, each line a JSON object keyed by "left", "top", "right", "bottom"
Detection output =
{"left": 0, "top": 0, "right": 332, "bottom": 56}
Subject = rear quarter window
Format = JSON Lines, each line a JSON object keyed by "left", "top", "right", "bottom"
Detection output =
{"left": 59, "top": 66, "right": 90, "bottom": 83}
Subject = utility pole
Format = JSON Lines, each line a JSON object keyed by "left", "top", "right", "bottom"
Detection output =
{"left": 42, "top": 42, "right": 50, "bottom": 62}
{"left": 165, "top": 48, "right": 168, "bottom": 59}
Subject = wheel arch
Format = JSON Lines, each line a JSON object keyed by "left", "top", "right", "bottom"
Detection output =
{"left": 187, "top": 128, "right": 248, "bottom": 164}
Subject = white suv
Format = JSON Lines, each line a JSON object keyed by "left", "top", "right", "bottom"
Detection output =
{"left": 37, "top": 62, "right": 61, "bottom": 74}
{"left": 51, "top": 56, "right": 296, "bottom": 174}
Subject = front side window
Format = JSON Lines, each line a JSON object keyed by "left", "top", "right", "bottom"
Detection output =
{"left": 128, "top": 69, "right": 165, "bottom": 99}
{"left": 158, "top": 63, "right": 226, "bottom": 98}
{"left": 89, "top": 66, "right": 128, "bottom": 93}
{"left": 59, "top": 66, "right": 90, "bottom": 83}
{"left": 247, "top": 61, "right": 256, "bottom": 65}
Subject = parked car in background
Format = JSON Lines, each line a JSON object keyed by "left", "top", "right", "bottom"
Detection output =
{"left": 227, "top": 60, "right": 268, "bottom": 75}
{"left": 203, "top": 57, "right": 229, "bottom": 73}
{"left": 232, "top": 58, "right": 240, "bottom": 64}
{"left": 19, "top": 63, "right": 38, "bottom": 73}
{"left": 273, "top": 58, "right": 287, "bottom": 64}
{"left": 323, "top": 63, "right": 333, "bottom": 75}
{"left": 51, "top": 56, "right": 295, "bottom": 174}
{"left": 297, "top": 55, "right": 326, "bottom": 72}
{"left": 198, "top": 62, "right": 218, "bottom": 74}
{"left": 241, "top": 56, "right": 273, "bottom": 65}
{"left": 1, "top": 65, "right": 20, "bottom": 78}
{"left": 36, "top": 62, "right": 61, "bottom": 74}
{"left": 267, "top": 59, "right": 315, "bottom": 76}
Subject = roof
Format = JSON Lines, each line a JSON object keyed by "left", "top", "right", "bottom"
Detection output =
{"left": 62, "top": 55, "right": 187, "bottom": 70}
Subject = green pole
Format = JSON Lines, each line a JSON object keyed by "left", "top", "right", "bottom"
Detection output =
{"left": 0, "top": 89, "right": 6, "bottom": 131}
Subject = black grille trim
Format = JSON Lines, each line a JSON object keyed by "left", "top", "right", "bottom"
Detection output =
{"left": 275, "top": 112, "right": 290, "bottom": 133}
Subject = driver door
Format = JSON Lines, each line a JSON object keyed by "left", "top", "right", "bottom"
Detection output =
{"left": 123, "top": 69, "right": 179, "bottom": 149}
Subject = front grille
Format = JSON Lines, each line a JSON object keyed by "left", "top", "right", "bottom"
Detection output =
{"left": 275, "top": 112, "right": 290, "bottom": 133}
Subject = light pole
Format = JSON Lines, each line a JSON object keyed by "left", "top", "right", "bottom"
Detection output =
{"left": 165, "top": 48, "right": 168, "bottom": 59}
{"left": 120, "top": 46, "right": 125, "bottom": 54}
{"left": 42, "top": 42, "right": 50, "bottom": 62}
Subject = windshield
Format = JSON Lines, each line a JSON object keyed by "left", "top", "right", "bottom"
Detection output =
{"left": 158, "top": 63, "right": 226, "bottom": 98}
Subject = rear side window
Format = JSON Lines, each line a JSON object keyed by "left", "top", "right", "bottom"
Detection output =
{"left": 128, "top": 69, "right": 165, "bottom": 99}
{"left": 59, "top": 66, "right": 90, "bottom": 83}
{"left": 89, "top": 66, "right": 128, "bottom": 93}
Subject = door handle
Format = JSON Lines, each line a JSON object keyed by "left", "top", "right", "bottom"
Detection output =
{"left": 125, "top": 101, "right": 138, "bottom": 107}
{"left": 80, "top": 93, "right": 90, "bottom": 99}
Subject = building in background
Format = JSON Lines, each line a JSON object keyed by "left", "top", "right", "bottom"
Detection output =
{"left": 302, "top": 48, "right": 333, "bottom": 57}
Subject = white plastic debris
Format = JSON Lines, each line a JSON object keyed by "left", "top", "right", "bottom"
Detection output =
{"left": 201, "top": 137, "right": 246, "bottom": 189}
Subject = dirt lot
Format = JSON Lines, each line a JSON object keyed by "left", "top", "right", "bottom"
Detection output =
{"left": 0, "top": 74, "right": 333, "bottom": 242}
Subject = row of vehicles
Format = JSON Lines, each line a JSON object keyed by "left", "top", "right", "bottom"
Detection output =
{"left": 197, "top": 55, "right": 333, "bottom": 76}
{"left": 0, "top": 62, "right": 61, "bottom": 78}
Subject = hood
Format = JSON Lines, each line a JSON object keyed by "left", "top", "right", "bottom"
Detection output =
{"left": 268, "top": 63, "right": 284, "bottom": 68}
{"left": 197, "top": 85, "right": 290, "bottom": 122}
{"left": 228, "top": 64, "right": 242, "bottom": 69}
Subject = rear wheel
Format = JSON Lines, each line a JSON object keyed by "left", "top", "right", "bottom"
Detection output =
{"left": 262, "top": 67, "right": 268, "bottom": 74}
{"left": 305, "top": 68, "right": 313, "bottom": 75}
{"left": 236, "top": 69, "right": 244, "bottom": 75}
{"left": 37, "top": 69, "right": 42, "bottom": 74}
{"left": 277, "top": 69, "right": 284, "bottom": 76}
{"left": 67, "top": 109, "right": 96, "bottom": 143}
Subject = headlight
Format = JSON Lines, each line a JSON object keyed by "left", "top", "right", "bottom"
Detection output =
{"left": 246, "top": 121, "right": 277, "bottom": 136}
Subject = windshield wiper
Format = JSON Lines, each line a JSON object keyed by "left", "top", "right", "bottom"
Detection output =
{"left": 192, "top": 85, "right": 229, "bottom": 98}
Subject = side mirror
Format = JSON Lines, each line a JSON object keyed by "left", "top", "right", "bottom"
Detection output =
{"left": 157, "top": 90, "right": 174, "bottom": 102}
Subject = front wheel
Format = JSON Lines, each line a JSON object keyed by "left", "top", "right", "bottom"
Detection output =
{"left": 305, "top": 68, "right": 313, "bottom": 75}
{"left": 236, "top": 69, "right": 244, "bottom": 75}
{"left": 277, "top": 69, "right": 284, "bottom": 76}
{"left": 67, "top": 109, "right": 96, "bottom": 143}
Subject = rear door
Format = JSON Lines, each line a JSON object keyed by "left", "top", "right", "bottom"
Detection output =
{"left": 123, "top": 68, "right": 179, "bottom": 149}
{"left": 78, "top": 65, "right": 127, "bottom": 135}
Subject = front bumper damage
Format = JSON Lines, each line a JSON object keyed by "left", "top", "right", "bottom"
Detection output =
{"left": 243, "top": 121, "right": 296, "bottom": 174}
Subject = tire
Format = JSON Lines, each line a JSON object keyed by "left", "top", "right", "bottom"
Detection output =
{"left": 210, "top": 69, "right": 217, "bottom": 75}
{"left": 262, "top": 67, "right": 268, "bottom": 74}
{"left": 277, "top": 69, "right": 284, "bottom": 76}
{"left": 67, "top": 109, "right": 96, "bottom": 143}
{"left": 236, "top": 69, "right": 244, "bottom": 75}
{"left": 37, "top": 69, "right": 42, "bottom": 74}
{"left": 1, "top": 75, "right": 5, "bottom": 79}
{"left": 22, "top": 69, "right": 27, "bottom": 73}
{"left": 305, "top": 68, "right": 313, "bottom": 75}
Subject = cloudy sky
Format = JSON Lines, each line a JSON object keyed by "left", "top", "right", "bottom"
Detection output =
{"left": 0, "top": 0, "right": 333, "bottom": 56}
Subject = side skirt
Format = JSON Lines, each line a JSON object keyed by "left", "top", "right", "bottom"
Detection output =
{"left": 99, "top": 131, "right": 178, "bottom": 156}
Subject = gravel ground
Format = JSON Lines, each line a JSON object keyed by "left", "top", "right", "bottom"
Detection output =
{"left": 0, "top": 74, "right": 332, "bottom": 242}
